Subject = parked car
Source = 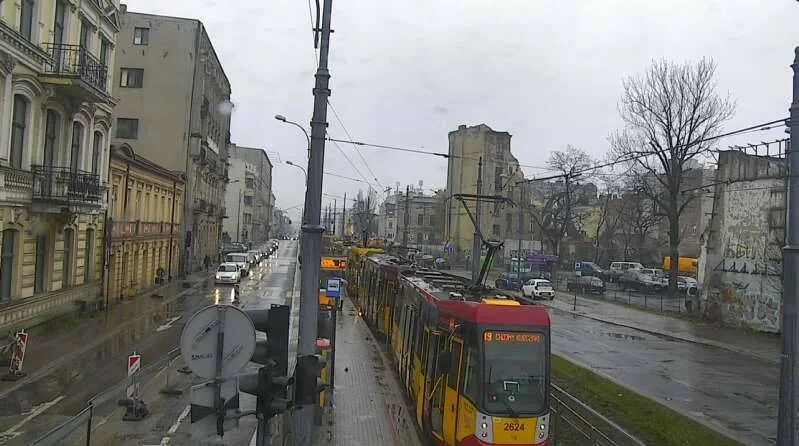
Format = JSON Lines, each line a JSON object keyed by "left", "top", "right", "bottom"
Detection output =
{"left": 567, "top": 275, "right": 606, "bottom": 294}
{"left": 676, "top": 276, "right": 698, "bottom": 291}
{"left": 224, "top": 252, "right": 251, "bottom": 277}
{"left": 215, "top": 263, "right": 241, "bottom": 284}
{"left": 521, "top": 279, "right": 555, "bottom": 300}
{"left": 618, "top": 270, "right": 665, "bottom": 291}
{"left": 434, "top": 258, "right": 451, "bottom": 270}
{"left": 605, "top": 261, "right": 644, "bottom": 283}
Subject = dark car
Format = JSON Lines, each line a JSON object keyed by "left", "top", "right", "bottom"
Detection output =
{"left": 434, "top": 258, "right": 451, "bottom": 270}
{"left": 566, "top": 275, "right": 606, "bottom": 294}
{"left": 495, "top": 271, "right": 550, "bottom": 291}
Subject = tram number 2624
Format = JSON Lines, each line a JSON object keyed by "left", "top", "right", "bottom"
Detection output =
{"left": 503, "top": 422, "right": 526, "bottom": 432}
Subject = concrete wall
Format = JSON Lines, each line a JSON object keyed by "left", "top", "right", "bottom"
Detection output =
{"left": 701, "top": 151, "right": 785, "bottom": 333}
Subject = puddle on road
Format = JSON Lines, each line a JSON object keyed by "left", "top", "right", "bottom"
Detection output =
{"left": 602, "top": 332, "right": 646, "bottom": 341}
{"left": 0, "top": 295, "right": 195, "bottom": 418}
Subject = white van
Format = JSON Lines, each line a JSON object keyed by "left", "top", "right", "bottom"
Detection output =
{"left": 225, "top": 252, "right": 251, "bottom": 277}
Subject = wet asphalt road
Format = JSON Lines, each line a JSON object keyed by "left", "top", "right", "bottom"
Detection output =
{"left": 550, "top": 307, "right": 777, "bottom": 445}
{"left": 0, "top": 241, "right": 298, "bottom": 446}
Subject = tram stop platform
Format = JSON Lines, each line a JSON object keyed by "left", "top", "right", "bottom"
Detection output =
{"left": 322, "top": 298, "right": 422, "bottom": 446}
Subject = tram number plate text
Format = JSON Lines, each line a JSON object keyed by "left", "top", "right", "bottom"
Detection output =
{"left": 503, "top": 422, "right": 526, "bottom": 431}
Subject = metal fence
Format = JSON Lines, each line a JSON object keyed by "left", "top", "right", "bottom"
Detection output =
{"left": 550, "top": 384, "right": 647, "bottom": 446}
{"left": 550, "top": 273, "right": 696, "bottom": 315}
{"left": 29, "top": 348, "right": 182, "bottom": 446}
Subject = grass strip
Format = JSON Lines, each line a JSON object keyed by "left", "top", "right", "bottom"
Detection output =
{"left": 551, "top": 354, "right": 743, "bottom": 446}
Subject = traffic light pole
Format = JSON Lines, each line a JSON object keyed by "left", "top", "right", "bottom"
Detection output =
{"left": 777, "top": 46, "right": 799, "bottom": 446}
{"left": 294, "top": 0, "right": 334, "bottom": 443}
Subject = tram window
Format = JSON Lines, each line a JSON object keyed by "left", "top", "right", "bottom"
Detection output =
{"left": 462, "top": 347, "right": 479, "bottom": 402}
{"left": 447, "top": 341, "right": 463, "bottom": 390}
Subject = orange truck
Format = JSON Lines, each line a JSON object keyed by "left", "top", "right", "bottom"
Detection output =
{"left": 662, "top": 256, "right": 698, "bottom": 276}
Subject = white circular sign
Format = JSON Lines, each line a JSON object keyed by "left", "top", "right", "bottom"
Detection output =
{"left": 179, "top": 304, "right": 256, "bottom": 379}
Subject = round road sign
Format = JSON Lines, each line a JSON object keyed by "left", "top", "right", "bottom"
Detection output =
{"left": 179, "top": 304, "right": 256, "bottom": 379}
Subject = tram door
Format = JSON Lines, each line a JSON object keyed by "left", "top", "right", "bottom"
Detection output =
{"left": 426, "top": 332, "right": 447, "bottom": 441}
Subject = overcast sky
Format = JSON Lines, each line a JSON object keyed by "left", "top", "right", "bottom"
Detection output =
{"left": 125, "top": 0, "right": 798, "bottom": 221}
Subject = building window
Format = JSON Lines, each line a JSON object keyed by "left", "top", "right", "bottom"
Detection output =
{"left": 506, "top": 212, "right": 513, "bottom": 232}
{"left": 79, "top": 20, "right": 90, "bottom": 49}
{"left": 10, "top": 95, "right": 28, "bottom": 169}
{"left": 116, "top": 118, "right": 139, "bottom": 139}
{"left": 416, "top": 232, "right": 423, "bottom": 243}
{"left": 494, "top": 166, "right": 503, "bottom": 192}
{"left": 429, "top": 215, "right": 435, "bottom": 226}
{"left": 63, "top": 229, "right": 74, "bottom": 288}
{"left": 43, "top": 110, "right": 59, "bottom": 168}
{"left": 133, "top": 27, "right": 149, "bottom": 45}
{"left": 34, "top": 235, "right": 47, "bottom": 294}
{"left": 243, "top": 196, "right": 252, "bottom": 206}
{"left": 492, "top": 224, "right": 500, "bottom": 236}
{"left": 91, "top": 131, "right": 102, "bottom": 175}
{"left": 53, "top": 1, "right": 66, "bottom": 45}
{"left": 417, "top": 214, "right": 423, "bottom": 226}
{"left": 245, "top": 178, "right": 254, "bottom": 189}
{"left": 0, "top": 229, "right": 16, "bottom": 303}
{"left": 19, "top": 0, "right": 34, "bottom": 40}
{"left": 70, "top": 122, "right": 84, "bottom": 172}
{"left": 388, "top": 221, "right": 393, "bottom": 229}
{"left": 84, "top": 229, "right": 94, "bottom": 283}
{"left": 119, "top": 68, "right": 144, "bottom": 88}
{"left": 99, "top": 38, "right": 110, "bottom": 67}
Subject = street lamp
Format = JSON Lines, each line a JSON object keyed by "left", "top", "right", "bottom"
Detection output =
{"left": 275, "top": 114, "right": 311, "bottom": 160}
{"left": 286, "top": 160, "right": 308, "bottom": 181}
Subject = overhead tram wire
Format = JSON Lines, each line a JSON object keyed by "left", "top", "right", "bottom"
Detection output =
{"left": 328, "top": 117, "right": 788, "bottom": 182}
{"left": 326, "top": 133, "right": 377, "bottom": 190}
{"left": 327, "top": 100, "right": 384, "bottom": 189}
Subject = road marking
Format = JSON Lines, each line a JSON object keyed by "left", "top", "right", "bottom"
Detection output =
{"left": 0, "top": 395, "right": 65, "bottom": 441}
{"left": 168, "top": 405, "right": 191, "bottom": 434}
{"left": 156, "top": 316, "right": 182, "bottom": 332}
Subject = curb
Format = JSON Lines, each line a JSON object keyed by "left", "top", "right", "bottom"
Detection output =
{"left": 545, "top": 304, "right": 779, "bottom": 365}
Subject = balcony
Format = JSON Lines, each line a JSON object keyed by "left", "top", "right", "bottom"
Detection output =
{"left": 0, "top": 165, "right": 33, "bottom": 203}
{"left": 110, "top": 220, "right": 179, "bottom": 239}
{"left": 31, "top": 165, "right": 102, "bottom": 210}
{"left": 40, "top": 43, "right": 108, "bottom": 101}
{"left": 193, "top": 199, "right": 207, "bottom": 214}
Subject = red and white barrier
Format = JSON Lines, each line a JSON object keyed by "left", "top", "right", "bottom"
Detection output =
{"left": 127, "top": 352, "right": 141, "bottom": 399}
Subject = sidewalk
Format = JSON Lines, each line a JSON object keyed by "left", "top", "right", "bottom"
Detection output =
{"left": 0, "top": 271, "right": 209, "bottom": 399}
{"left": 327, "top": 298, "right": 422, "bottom": 446}
{"left": 543, "top": 292, "right": 781, "bottom": 365}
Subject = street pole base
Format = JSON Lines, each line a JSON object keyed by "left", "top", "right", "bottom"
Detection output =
{"left": 159, "top": 387, "right": 183, "bottom": 396}
{"left": 1, "top": 371, "right": 26, "bottom": 381}
{"left": 177, "top": 366, "right": 192, "bottom": 374}
{"left": 122, "top": 401, "right": 149, "bottom": 421}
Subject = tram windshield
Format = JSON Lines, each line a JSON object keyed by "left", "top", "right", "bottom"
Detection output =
{"left": 482, "top": 330, "right": 548, "bottom": 415}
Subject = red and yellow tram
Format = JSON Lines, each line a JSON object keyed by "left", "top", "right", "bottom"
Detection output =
{"left": 350, "top": 253, "right": 552, "bottom": 446}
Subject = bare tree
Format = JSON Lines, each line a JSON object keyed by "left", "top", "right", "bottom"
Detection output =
{"left": 530, "top": 145, "right": 593, "bottom": 256}
{"left": 592, "top": 176, "right": 624, "bottom": 264}
{"left": 610, "top": 58, "right": 735, "bottom": 293}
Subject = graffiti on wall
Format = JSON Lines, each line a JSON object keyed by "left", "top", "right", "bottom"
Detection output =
{"left": 705, "top": 232, "right": 781, "bottom": 333}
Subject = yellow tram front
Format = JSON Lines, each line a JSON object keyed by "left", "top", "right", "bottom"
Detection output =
{"left": 420, "top": 300, "right": 552, "bottom": 446}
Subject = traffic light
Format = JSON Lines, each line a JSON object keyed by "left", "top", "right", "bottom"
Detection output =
{"left": 294, "top": 354, "right": 327, "bottom": 406}
{"left": 239, "top": 304, "right": 293, "bottom": 419}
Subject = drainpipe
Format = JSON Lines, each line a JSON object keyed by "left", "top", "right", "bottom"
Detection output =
{"left": 167, "top": 177, "right": 178, "bottom": 280}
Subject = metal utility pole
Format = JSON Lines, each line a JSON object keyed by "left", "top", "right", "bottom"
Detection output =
{"left": 332, "top": 199, "right": 337, "bottom": 236}
{"left": 517, "top": 182, "right": 524, "bottom": 268}
{"left": 777, "top": 46, "right": 799, "bottom": 446}
{"left": 295, "top": 0, "right": 333, "bottom": 443}
{"left": 402, "top": 185, "right": 410, "bottom": 247}
{"left": 236, "top": 190, "right": 242, "bottom": 243}
{"left": 471, "top": 157, "right": 483, "bottom": 281}
{"left": 340, "top": 193, "right": 346, "bottom": 238}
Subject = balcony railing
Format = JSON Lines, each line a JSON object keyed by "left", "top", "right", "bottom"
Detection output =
{"left": 41, "top": 43, "right": 108, "bottom": 94}
{"left": 31, "top": 165, "right": 101, "bottom": 205}
{"left": 111, "top": 221, "right": 180, "bottom": 239}
{"left": 0, "top": 165, "right": 33, "bottom": 192}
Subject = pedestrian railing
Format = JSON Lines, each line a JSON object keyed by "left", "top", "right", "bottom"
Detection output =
{"left": 550, "top": 384, "right": 647, "bottom": 446}
{"left": 553, "top": 277, "right": 697, "bottom": 316}
{"left": 29, "top": 347, "right": 182, "bottom": 446}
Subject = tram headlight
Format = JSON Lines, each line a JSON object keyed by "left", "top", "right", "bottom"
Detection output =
{"left": 481, "top": 422, "right": 488, "bottom": 430}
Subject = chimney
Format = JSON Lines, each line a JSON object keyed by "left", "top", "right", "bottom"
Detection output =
{"left": 458, "top": 125, "right": 466, "bottom": 131}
